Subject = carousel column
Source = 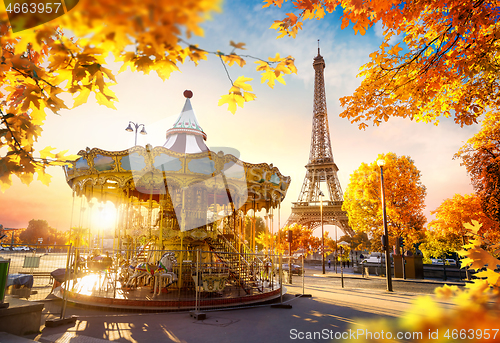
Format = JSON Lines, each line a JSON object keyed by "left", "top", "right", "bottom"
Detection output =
{"left": 252, "top": 195, "right": 256, "bottom": 253}
{"left": 99, "top": 184, "right": 104, "bottom": 251}
{"left": 97, "top": 203, "right": 103, "bottom": 251}
{"left": 240, "top": 207, "right": 245, "bottom": 253}
{"left": 88, "top": 201, "right": 94, "bottom": 251}
{"left": 148, "top": 191, "right": 153, "bottom": 240}
{"left": 147, "top": 190, "right": 154, "bottom": 262}
{"left": 78, "top": 196, "right": 87, "bottom": 249}
{"left": 125, "top": 187, "right": 132, "bottom": 260}
{"left": 134, "top": 193, "right": 142, "bottom": 255}
{"left": 265, "top": 209, "right": 269, "bottom": 256}
{"left": 114, "top": 190, "right": 124, "bottom": 251}
{"left": 158, "top": 193, "right": 165, "bottom": 251}
{"left": 178, "top": 188, "right": 187, "bottom": 294}
{"left": 270, "top": 205, "right": 274, "bottom": 255}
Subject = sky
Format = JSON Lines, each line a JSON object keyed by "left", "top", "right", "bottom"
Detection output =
{"left": 0, "top": 0, "right": 480, "bottom": 240}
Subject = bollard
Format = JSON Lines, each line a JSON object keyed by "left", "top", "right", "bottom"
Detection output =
{"left": 0, "top": 258, "right": 10, "bottom": 308}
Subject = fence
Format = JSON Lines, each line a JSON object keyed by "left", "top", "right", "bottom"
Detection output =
{"left": 0, "top": 244, "right": 71, "bottom": 301}
{"left": 45, "top": 247, "right": 294, "bottom": 312}
{"left": 0, "top": 243, "right": 312, "bottom": 314}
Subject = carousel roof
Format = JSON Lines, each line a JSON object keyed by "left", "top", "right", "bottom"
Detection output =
{"left": 64, "top": 90, "right": 291, "bottom": 218}
{"left": 163, "top": 91, "right": 208, "bottom": 154}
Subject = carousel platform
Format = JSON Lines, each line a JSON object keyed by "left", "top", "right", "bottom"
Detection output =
{"left": 54, "top": 273, "right": 284, "bottom": 311}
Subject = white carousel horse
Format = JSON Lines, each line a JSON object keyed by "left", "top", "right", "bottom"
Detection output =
{"left": 153, "top": 252, "right": 178, "bottom": 295}
{"left": 125, "top": 252, "right": 177, "bottom": 290}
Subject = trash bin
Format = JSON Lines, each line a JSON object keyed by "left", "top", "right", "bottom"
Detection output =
{"left": 0, "top": 258, "right": 11, "bottom": 306}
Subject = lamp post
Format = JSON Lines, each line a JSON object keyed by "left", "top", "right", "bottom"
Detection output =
{"left": 319, "top": 191, "right": 325, "bottom": 274}
{"left": 377, "top": 159, "right": 393, "bottom": 292}
{"left": 335, "top": 224, "right": 338, "bottom": 273}
{"left": 125, "top": 121, "right": 147, "bottom": 146}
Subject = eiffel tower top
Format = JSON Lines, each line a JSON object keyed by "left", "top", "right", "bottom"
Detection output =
{"left": 308, "top": 46, "right": 334, "bottom": 166}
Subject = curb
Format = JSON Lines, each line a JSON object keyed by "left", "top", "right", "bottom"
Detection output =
{"left": 312, "top": 273, "right": 467, "bottom": 286}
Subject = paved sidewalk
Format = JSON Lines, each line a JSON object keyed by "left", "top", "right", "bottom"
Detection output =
{"left": 4, "top": 275, "right": 459, "bottom": 343}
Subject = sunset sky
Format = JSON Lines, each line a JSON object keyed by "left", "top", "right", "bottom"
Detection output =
{"left": 0, "top": 0, "right": 479, "bottom": 239}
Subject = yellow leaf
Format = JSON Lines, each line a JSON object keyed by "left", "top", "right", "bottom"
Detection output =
{"left": 39, "top": 146, "right": 56, "bottom": 159}
{"left": 269, "top": 21, "right": 282, "bottom": 30}
{"left": 229, "top": 41, "right": 246, "bottom": 50}
{"left": 96, "top": 92, "right": 117, "bottom": 110}
{"left": 475, "top": 269, "right": 500, "bottom": 287}
{"left": 243, "top": 92, "right": 257, "bottom": 102}
{"left": 220, "top": 54, "right": 246, "bottom": 67}
{"left": 218, "top": 93, "right": 240, "bottom": 114}
{"left": 388, "top": 43, "right": 403, "bottom": 55}
{"left": 434, "top": 284, "right": 460, "bottom": 299}
{"left": 268, "top": 53, "right": 282, "bottom": 62}
{"left": 37, "top": 169, "right": 52, "bottom": 186}
{"left": 18, "top": 172, "right": 33, "bottom": 186}
{"left": 464, "top": 220, "right": 482, "bottom": 235}
{"left": 233, "top": 76, "right": 253, "bottom": 92}
{"left": 73, "top": 87, "right": 91, "bottom": 108}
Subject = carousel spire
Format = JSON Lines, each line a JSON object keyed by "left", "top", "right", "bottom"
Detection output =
{"left": 163, "top": 90, "right": 209, "bottom": 153}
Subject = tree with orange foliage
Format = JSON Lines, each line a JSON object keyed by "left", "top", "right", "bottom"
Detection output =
{"left": 264, "top": 0, "right": 499, "bottom": 129}
{"left": 342, "top": 152, "right": 426, "bottom": 253}
{"left": 343, "top": 221, "right": 500, "bottom": 343}
{"left": 0, "top": 0, "right": 296, "bottom": 191}
{"left": 455, "top": 112, "right": 500, "bottom": 224}
{"left": 272, "top": 223, "right": 320, "bottom": 256}
{"left": 422, "top": 193, "right": 500, "bottom": 258}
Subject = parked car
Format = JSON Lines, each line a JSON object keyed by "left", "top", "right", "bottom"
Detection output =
{"left": 431, "top": 258, "right": 457, "bottom": 266}
{"left": 361, "top": 257, "right": 382, "bottom": 264}
{"left": 281, "top": 263, "right": 303, "bottom": 275}
{"left": 10, "top": 246, "right": 30, "bottom": 251}
{"left": 0, "top": 245, "right": 7, "bottom": 251}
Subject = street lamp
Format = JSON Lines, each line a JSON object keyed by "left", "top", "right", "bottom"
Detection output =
{"left": 377, "top": 159, "right": 393, "bottom": 292}
{"left": 125, "top": 121, "right": 147, "bottom": 146}
{"left": 319, "top": 191, "right": 325, "bottom": 274}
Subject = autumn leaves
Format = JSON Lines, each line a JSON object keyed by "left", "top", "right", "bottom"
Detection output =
{"left": 217, "top": 41, "right": 297, "bottom": 114}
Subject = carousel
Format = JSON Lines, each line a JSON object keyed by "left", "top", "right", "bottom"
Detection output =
{"left": 59, "top": 90, "right": 291, "bottom": 310}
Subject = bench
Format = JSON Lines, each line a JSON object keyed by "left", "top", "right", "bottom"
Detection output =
{"left": 19, "top": 272, "right": 54, "bottom": 284}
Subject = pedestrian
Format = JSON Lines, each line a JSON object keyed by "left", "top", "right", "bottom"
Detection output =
{"left": 328, "top": 259, "right": 331, "bottom": 269}
{"left": 347, "top": 260, "right": 350, "bottom": 268}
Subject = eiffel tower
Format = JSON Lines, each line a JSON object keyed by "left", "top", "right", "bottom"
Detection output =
{"left": 286, "top": 47, "right": 353, "bottom": 236}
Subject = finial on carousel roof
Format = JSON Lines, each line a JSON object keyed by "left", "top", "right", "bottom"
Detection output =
{"left": 163, "top": 90, "right": 209, "bottom": 153}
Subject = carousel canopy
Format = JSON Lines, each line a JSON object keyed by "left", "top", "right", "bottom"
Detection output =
{"left": 64, "top": 91, "right": 291, "bottom": 230}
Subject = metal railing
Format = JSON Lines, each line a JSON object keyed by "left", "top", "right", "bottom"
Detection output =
{"left": 1, "top": 244, "right": 71, "bottom": 301}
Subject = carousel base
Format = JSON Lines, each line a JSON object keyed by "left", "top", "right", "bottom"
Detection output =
{"left": 54, "top": 273, "right": 285, "bottom": 311}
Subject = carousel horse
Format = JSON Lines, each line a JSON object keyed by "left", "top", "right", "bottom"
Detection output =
{"left": 118, "top": 258, "right": 138, "bottom": 285}
{"left": 153, "top": 252, "right": 178, "bottom": 295}
{"left": 125, "top": 252, "right": 177, "bottom": 290}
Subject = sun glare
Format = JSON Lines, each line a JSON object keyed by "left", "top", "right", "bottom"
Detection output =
{"left": 91, "top": 202, "right": 117, "bottom": 231}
